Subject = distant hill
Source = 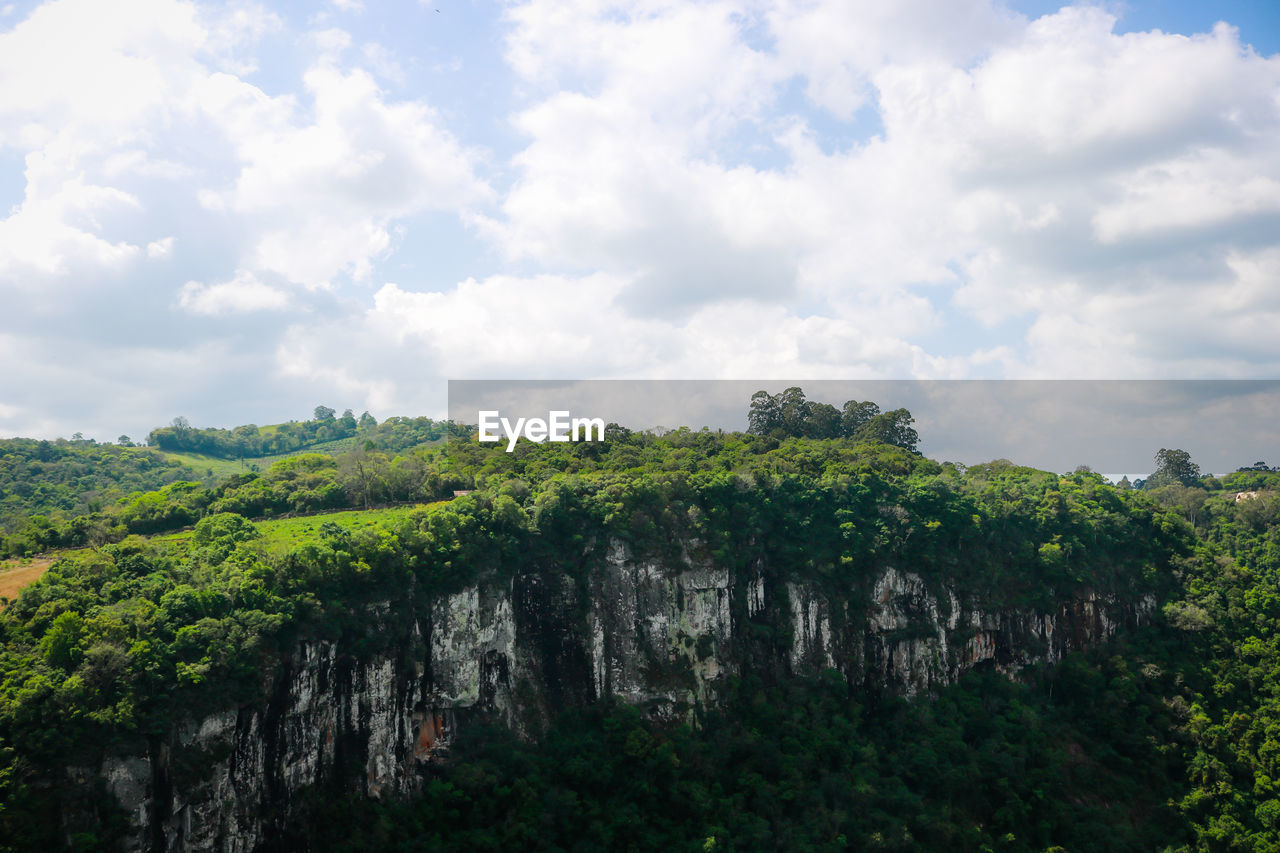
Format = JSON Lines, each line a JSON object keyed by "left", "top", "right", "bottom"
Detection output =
{"left": 0, "top": 411, "right": 455, "bottom": 557}
{"left": 0, "top": 438, "right": 198, "bottom": 537}
{"left": 146, "top": 408, "right": 454, "bottom": 460}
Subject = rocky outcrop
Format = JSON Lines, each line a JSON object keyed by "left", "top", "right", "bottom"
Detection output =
{"left": 93, "top": 541, "right": 1153, "bottom": 851}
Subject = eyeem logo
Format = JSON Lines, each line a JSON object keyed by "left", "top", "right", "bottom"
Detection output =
{"left": 478, "top": 411, "right": 606, "bottom": 452}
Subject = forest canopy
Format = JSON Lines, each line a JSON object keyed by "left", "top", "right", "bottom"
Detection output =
{"left": 747, "top": 387, "right": 919, "bottom": 450}
{"left": 1, "top": 391, "right": 1279, "bottom": 850}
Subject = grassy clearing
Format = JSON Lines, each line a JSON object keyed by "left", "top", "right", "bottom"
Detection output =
{"left": 154, "top": 434, "right": 447, "bottom": 485}
{"left": 252, "top": 503, "right": 446, "bottom": 554}
{"left": 156, "top": 451, "right": 262, "bottom": 480}
{"left": 0, "top": 557, "right": 54, "bottom": 607}
{"left": 157, "top": 441, "right": 362, "bottom": 482}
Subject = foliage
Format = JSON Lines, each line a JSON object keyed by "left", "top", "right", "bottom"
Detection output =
{"left": 747, "top": 387, "right": 919, "bottom": 451}
{"left": 145, "top": 411, "right": 453, "bottom": 460}
{"left": 1146, "top": 448, "right": 1204, "bottom": 490}
{"left": 1, "top": 390, "right": 1276, "bottom": 850}
{"left": 316, "top": 655, "right": 1185, "bottom": 852}
{"left": 0, "top": 438, "right": 199, "bottom": 556}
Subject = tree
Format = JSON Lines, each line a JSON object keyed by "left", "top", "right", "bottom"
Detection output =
{"left": 747, "top": 391, "right": 781, "bottom": 436}
{"left": 1147, "top": 448, "right": 1201, "bottom": 488}
{"left": 858, "top": 408, "right": 919, "bottom": 452}
{"left": 776, "top": 387, "right": 810, "bottom": 437}
{"left": 358, "top": 411, "right": 378, "bottom": 430}
{"left": 1151, "top": 484, "right": 1207, "bottom": 527}
{"left": 313, "top": 405, "right": 336, "bottom": 422}
{"left": 117, "top": 435, "right": 134, "bottom": 447}
{"left": 805, "top": 402, "right": 842, "bottom": 439}
{"left": 339, "top": 448, "right": 389, "bottom": 509}
{"left": 840, "top": 400, "right": 880, "bottom": 438}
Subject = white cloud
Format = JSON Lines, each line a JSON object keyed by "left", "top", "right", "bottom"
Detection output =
{"left": 767, "top": 0, "right": 1021, "bottom": 118}
{"left": 0, "top": 0, "right": 206, "bottom": 148}
{"left": 179, "top": 271, "right": 290, "bottom": 315}
{"left": 201, "top": 62, "right": 491, "bottom": 288}
{"left": 1015, "top": 246, "right": 1280, "bottom": 378}
{"left": 361, "top": 42, "right": 405, "bottom": 84}
{"left": 0, "top": 0, "right": 490, "bottom": 300}
{"left": 0, "top": 174, "right": 141, "bottom": 280}
{"left": 485, "top": 0, "right": 1280, "bottom": 383}
{"left": 146, "top": 237, "right": 175, "bottom": 259}
{"left": 271, "top": 273, "right": 951, "bottom": 423}
{"left": 310, "top": 27, "right": 352, "bottom": 56}
{"left": 4, "top": 0, "right": 1280, "bottom": 440}
{"left": 1092, "top": 147, "right": 1280, "bottom": 243}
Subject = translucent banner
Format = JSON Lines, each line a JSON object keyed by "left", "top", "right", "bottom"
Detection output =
{"left": 447, "top": 379, "right": 1280, "bottom": 479}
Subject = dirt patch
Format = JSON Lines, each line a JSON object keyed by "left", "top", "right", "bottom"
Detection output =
{"left": 0, "top": 558, "right": 53, "bottom": 607}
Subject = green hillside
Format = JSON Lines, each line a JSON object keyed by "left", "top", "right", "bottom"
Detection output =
{"left": 0, "top": 392, "right": 1278, "bottom": 850}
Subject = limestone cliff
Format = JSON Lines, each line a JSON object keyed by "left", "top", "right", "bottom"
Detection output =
{"left": 91, "top": 540, "right": 1152, "bottom": 851}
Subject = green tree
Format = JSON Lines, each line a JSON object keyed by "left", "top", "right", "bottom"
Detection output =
{"left": 1147, "top": 448, "right": 1201, "bottom": 488}
{"left": 804, "top": 402, "right": 842, "bottom": 439}
{"left": 859, "top": 408, "right": 919, "bottom": 452}
{"left": 776, "top": 386, "right": 810, "bottom": 436}
{"left": 40, "top": 611, "right": 86, "bottom": 670}
{"left": 1150, "top": 484, "right": 1207, "bottom": 527}
{"left": 747, "top": 391, "right": 781, "bottom": 435}
{"left": 840, "top": 400, "right": 880, "bottom": 437}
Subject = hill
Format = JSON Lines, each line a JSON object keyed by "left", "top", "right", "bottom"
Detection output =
{"left": 146, "top": 409, "right": 453, "bottom": 461}
{"left": 0, "top": 394, "right": 1277, "bottom": 850}
{"left": 0, "top": 411, "right": 454, "bottom": 558}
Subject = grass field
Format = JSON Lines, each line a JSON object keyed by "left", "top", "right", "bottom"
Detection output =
{"left": 152, "top": 501, "right": 449, "bottom": 555}
{"left": 253, "top": 503, "right": 446, "bottom": 554}
{"left": 157, "top": 439, "right": 367, "bottom": 482}
{"left": 158, "top": 451, "right": 263, "bottom": 480}
{"left": 154, "top": 432, "right": 448, "bottom": 485}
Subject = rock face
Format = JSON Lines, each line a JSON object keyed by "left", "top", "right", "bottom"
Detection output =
{"left": 95, "top": 542, "right": 1152, "bottom": 851}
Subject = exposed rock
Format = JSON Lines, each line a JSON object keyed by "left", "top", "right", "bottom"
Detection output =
{"left": 92, "top": 540, "right": 1152, "bottom": 851}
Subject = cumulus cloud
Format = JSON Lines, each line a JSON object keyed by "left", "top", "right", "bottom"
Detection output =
{"left": 0, "top": 176, "right": 141, "bottom": 280}
{"left": 199, "top": 61, "right": 492, "bottom": 288}
{"left": 1091, "top": 147, "right": 1280, "bottom": 243}
{"left": 179, "top": 272, "right": 290, "bottom": 315}
{"left": 3, "top": 0, "right": 1280, "bottom": 439}
{"left": 0, "top": 0, "right": 495, "bottom": 437}
{"left": 270, "top": 273, "right": 947, "bottom": 424}
{"left": 766, "top": 0, "right": 1022, "bottom": 118}
{"left": 481, "top": 0, "right": 1280, "bottom": 383}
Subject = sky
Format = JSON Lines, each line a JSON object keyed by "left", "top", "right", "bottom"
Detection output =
{"left": 1, "top": 0, "right": 1279, "bottom": 443}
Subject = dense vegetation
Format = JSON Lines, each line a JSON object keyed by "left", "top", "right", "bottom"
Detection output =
{"left": 0, "top": 439, "right": 198, "bottom": 556}
{"left": 0, "top": 393, "right": 1277, "bottom": 850}
{"left": 145, "top": 408, "right": 453, "bottom": 460}
{"left": 315, "top": 653, "right": 1185, "bottom": 852}
{"left": 747, "top": 386, "right": 919, "bottom": 450}
{"left": 0, "top": 411, "right": 460, "bottom": 558}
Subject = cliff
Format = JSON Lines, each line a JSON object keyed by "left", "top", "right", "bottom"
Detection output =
{"left": 84, "top": 538, "right": 1153, "bottom": 852}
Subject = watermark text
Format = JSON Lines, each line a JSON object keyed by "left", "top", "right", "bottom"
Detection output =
{"left": 478, "top": 411, "right": 605, "bottom": 452}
